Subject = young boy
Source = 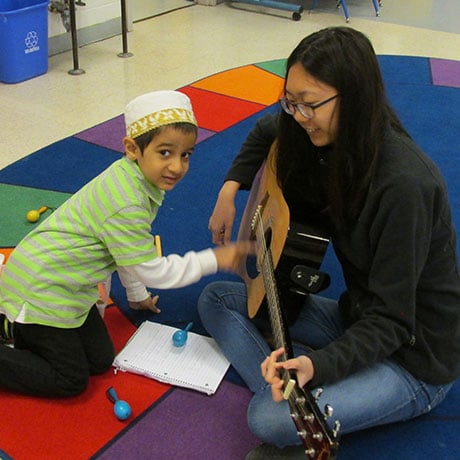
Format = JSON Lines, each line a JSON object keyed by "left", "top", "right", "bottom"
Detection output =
{"left": 0, "top": 90, "right": 248, "bottom": 397}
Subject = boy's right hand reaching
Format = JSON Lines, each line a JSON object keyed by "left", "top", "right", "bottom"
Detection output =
{"left": 213, "top": 241, "right": 255, "bottom": 272}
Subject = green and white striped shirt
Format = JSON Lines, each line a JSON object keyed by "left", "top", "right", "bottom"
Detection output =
{"left": 0, "top": 157, "right": 164, "bottom": 327}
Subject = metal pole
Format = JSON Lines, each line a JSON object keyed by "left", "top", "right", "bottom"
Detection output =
{"left": 118, "top": 0, "right": 133, "bottom": 58}
{"left": 68, "top": 0, "right": 85, "bottom": 75}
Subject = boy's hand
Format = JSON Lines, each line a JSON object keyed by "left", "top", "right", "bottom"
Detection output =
{"left": 213, "top": 241, "right": 255, "bottom": 272}
{"left": 129, "top": 294, "right": 161, "bottom": 314}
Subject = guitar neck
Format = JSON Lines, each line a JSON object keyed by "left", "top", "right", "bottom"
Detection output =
{"left": 237, "top": 148, "right": 339, "bottom": 459}
{"left": 259, "top": 240, "right": 292, "bottom": 356}
{"left": 260, "top": 244, "right": 338, "bottom": 460}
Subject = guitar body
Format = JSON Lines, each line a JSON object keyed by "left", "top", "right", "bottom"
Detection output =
{"left": 237, "top": 146, "right": 339, "bottom": 459}
{"left": 237, "top": 148, "right": 290, "bottom": 318}
{"left": 237, "top": 146, "right": 330, "bottom": 319}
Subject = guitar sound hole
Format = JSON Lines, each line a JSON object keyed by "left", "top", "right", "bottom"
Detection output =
{"left": 246, "top": 254, "right": 259, "bottom": 279}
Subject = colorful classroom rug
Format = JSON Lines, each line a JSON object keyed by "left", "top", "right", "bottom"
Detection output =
{"left": 0, "top": 55, "right": 459, "bottom": 459}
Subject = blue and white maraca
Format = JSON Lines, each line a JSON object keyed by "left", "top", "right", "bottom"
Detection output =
{"left": 172, "top": 322, "right": 193, "bottom": 347}
{"left": 106, "top": 386, "right": 132, "bottom": 420}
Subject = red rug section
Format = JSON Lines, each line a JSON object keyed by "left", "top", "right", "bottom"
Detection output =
{"left": 0, "top": 307, "right": 171, "bottom": 460}
{"left": 179, "top": 85, "right": 266, "bottom": 132}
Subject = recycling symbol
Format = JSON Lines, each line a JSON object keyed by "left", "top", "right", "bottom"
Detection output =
{"left": 24, "top": 31, "right": 39, "bottom": 49}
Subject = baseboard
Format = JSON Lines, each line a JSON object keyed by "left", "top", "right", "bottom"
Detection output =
{"left": 48, "top": 17, "right": 123, "bottom": 56}
{"left": 194, "top": 0, "right": 225, "bottom": 6}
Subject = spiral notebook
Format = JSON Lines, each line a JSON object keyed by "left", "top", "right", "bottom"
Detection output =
{"left": 113, "top": 320, "right": 230, "bottom": 395}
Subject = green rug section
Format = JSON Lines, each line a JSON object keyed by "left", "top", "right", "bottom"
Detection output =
{"left": 0, "top": 184, "right": 72, "bottom": 247}
{"left": 255, "top": 59, "right": 286, "bottom": 78}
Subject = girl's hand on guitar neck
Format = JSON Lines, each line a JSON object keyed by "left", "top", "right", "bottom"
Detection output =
{"left": 261, "top": 347, "right": 315, "bottom": 403}
{"left": 209, "top": 181, "right": 240, "bottom": 245}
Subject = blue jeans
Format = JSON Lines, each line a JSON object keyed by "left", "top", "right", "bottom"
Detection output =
{"left": 197, "top": 281, "right": 453, "bottom": 448}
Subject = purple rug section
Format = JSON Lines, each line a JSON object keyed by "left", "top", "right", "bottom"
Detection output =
{"left": 76, "top": 116, "right": 125, "bottom": 152}
{"left": 75, "top": 116, "right": 217, "bottom": 153}
{"left": 430, "top": 58, "right": 460, "bottom": 88}
{"left": 197, "top": 127, "right": 216, "bottom": 144}
{"left": 96, "top": 380, "right": 260, "bottom": 459}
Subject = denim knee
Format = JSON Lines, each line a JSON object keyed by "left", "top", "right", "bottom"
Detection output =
{"left": 197, "top": 281, "right": 219, "bottom": 316}
{"left": 197, "top": 281, "right": 247, "bottom": 324}
{"left": 247, "top": 387, "right": 300, "bottom": 448}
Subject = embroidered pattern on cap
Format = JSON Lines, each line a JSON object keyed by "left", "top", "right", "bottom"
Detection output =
{"left": 127, "top": 108, "right": 197, "bottom": 138}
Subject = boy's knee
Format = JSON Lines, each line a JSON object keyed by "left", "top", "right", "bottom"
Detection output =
{"left": 90, "top": 348, "right": 115, "bottom": 375}
{"left": 55, "top": 372, "right": 90, "bottom": 397}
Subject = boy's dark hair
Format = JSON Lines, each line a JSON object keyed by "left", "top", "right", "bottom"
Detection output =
{"left": 134, "top": 122, "right": 198, "bottom": 153}
{"left": 276, "top": 27, "right": 409, "bottom": 230}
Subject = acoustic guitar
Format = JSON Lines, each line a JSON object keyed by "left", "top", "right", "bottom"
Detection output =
{"left": 237, "top": 147, "right": 340, "bottom": 459}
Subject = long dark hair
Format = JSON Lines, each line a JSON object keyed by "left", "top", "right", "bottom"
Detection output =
{"left": 276, "top": 27, "right": 408, "bottom": 230}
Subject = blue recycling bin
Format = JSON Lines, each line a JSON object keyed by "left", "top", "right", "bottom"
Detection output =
{"left": 0, "top": 0, "right": 48, "bottom": 84}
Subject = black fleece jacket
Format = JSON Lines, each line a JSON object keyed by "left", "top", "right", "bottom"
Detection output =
{"left": 225, "top": 113, "right": 460, "bottom": 386}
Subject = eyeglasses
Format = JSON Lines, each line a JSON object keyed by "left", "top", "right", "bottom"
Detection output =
{"left": 279, "top": 94, "right": 339, "bottom": 119}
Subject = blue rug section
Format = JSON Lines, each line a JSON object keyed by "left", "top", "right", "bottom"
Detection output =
{"left": 378, "top": 55, "right": 433, "bottom": 85}
{"left": 0, "top": 138, "right": 121, "bottom": 194}
{"left": 386, "top": 83, "right": 460, "bottom": 238}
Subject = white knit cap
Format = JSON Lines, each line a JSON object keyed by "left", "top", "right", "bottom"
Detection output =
{"left": 124, "top": 90, "right": 197, "bottom": 138}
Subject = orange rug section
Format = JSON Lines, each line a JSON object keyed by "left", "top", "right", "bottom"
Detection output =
{"left": 0, "top": 307, "right": 171, "bottom": 460}
{"left": 0, "top": 247, "right": 13, "bottom": 263}
{"left": 178, "top": 65, "right": 283, "bottom": 133}
{"left": 191, "top": 64, "right": 284, "bottom": 106}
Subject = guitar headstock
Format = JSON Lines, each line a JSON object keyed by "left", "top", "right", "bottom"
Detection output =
{"left": 284, "top": 378, "right": 340, "bottom": 459}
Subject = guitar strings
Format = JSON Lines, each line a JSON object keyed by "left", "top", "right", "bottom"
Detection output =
{"left": 254, "top": 210, "right": 288, "bottom": 366}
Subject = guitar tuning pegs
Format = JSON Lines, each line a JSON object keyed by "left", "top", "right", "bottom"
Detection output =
{"left": 295, "top": 395, "right": 306, "bottom": 405}
{"left": 324, "top": 403, "right": 334, "bottom": 418}
{"left": 333, "top": 420, "right": 341, "bottom": 437}
{"left": 312, "top": 432, "right": 324, "bottom": 442}
{"left": 314, "top": 388, "right": 323, "bottom": 401}
{"left": 297, "top": 428, "right": 307, "bottom": 438}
